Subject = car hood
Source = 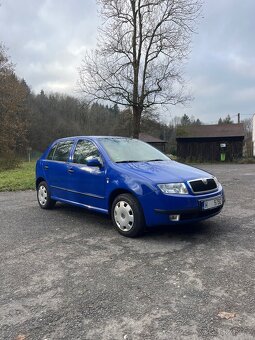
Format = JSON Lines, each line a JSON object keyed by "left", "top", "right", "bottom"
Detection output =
{"left": 115, "top": 160, "right": 212, "bottom": 183}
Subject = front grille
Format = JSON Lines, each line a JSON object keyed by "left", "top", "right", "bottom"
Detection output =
{"left": 188, "top": 178, "right": 217, "bottom": 194}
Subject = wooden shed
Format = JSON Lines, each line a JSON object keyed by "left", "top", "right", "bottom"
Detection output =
{"left": 139, "top": 133, "right": 167, "bottom": 152}
{"left": 176, "top": 124, "right": 245, "bottom": 162}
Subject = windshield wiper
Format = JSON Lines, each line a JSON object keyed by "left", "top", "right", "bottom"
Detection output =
{"left": 145, "top": 159, "right": 165, "bottom": 162}
{"left": 115, "top": 160, "right": 140, "bottom": 163}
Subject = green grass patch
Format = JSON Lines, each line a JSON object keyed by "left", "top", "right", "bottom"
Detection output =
{"left": 0, "top": 161, "right": 36, "bottom": 191}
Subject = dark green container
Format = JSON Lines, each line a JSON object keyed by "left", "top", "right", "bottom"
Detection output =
{"left": 220, "top": 153, "right": 226, "bottom": 161}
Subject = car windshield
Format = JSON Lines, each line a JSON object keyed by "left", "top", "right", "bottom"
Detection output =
{"left": 99, "top": 138, "right": 170, "bottom": 163}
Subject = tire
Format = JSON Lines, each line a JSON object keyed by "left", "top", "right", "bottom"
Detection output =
{"left": 111, "top": 193, "right": 145, "bottom": 237}
{"left": 37, "top": 181, "right": 56, "bottom": 209}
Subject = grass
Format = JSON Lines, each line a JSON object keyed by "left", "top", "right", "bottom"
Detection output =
{"left": 0, "top": 161, "right": 36, "bottom": 191}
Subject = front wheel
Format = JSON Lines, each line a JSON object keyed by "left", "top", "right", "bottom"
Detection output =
{"left": 111, "top": 194, "right": 145, "bottom": 237}
{"left": 37, "top": 181, "right": 56, "bottom": 209}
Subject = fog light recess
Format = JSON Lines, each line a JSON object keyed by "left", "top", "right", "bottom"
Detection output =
{"left": 169, "top": 214, "right": 180, "bottom": 221}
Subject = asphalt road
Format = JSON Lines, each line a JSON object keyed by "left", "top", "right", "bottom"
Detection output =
{"left": 0, "top": 164, "right": 255, "bottom": 340}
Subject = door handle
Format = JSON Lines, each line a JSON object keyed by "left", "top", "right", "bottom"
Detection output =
{"left": 44, "top": 165, "right": 49, "bottom": 170}
{"left": 68, "top": 168, "right": 74, "bottom": 173}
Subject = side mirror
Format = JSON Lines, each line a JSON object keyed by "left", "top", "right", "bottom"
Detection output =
{"left": 86, "top": 157, "right": 102, "bottom": 167}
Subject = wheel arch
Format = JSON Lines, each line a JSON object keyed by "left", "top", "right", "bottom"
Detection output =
{"left": 36, "top": 177, "right": 46, "bottom": 189}
{"left": 108, "top": 188, "right": 137, "bottom": 213}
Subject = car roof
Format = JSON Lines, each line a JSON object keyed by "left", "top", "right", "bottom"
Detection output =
{"left": 53, "top": 136, "right": 134, "bottom": 143}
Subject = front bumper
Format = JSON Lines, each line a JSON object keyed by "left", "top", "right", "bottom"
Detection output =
{"left": 139, "top": 187, "right": 225, "bottom": 227}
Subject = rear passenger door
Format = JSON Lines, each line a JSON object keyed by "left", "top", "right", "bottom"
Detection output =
{"left": 42, "top": 140, "right": 74, "bottom": 200}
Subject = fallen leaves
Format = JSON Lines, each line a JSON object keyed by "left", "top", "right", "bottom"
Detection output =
{"left": 15, "top": 335, "right": 26, "bottom": 340}
{"left": 218, "top": 311, "right": 237, "bottom": 320}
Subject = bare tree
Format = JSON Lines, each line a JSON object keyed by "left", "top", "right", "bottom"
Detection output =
{"left": 79, "top": 0, "right": 201, "bottom": 137}
{"left": 242, "top": 117, "right": 252, "bottom": 137}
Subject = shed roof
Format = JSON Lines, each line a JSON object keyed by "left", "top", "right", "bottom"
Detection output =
{"left": 176, "top": 123, "right": 245, "bottom": 139}
{"left": 139, "top": 133, "right": 166, "bottom": 143}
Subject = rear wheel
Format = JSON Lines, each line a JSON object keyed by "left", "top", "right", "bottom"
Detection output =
{"left": 37, "top": 181, "right": 56, "bottom": 209}
{"left": 111, "top": 194, "right": 145, "bottom": 237}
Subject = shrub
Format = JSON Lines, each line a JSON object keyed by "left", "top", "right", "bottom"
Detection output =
{"left": 0, "top": 154, "right": 21, "bottom": 170}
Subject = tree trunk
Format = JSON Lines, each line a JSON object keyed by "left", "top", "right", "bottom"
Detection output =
{"left": 132, "top": 106, "right": 142, "bottom": 138}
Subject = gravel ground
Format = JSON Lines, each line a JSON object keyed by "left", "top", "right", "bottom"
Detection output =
{"left": 0, "top": 163, "right": 255, "bottom": 340}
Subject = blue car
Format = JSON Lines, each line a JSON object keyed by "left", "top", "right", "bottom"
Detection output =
{"left": 36, "top": 136, "right": 224, "bottom": 237}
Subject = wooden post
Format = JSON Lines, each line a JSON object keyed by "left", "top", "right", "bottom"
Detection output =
{"left": 27, "top": 147, "right": 32, "bottom": 162}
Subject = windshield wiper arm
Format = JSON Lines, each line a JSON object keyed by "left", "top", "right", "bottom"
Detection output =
{"left": 116, "top": 159, "right": 165, "bottom": 163}
{"left": 115, "top": 160, "right": 140, "bottom": 163}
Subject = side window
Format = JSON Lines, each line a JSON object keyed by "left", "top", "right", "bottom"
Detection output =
{"left": 47, "top": 144, "right": 57, "bottom": 160}
{"left": 73, "top": 140, "right": 100, "bottom": 165}
{"left": 53, "top": 141, "right": 74, "bottom": 162}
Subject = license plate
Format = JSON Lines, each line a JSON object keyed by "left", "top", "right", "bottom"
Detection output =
{"left": 202, "top": 196, "right": 223, "bottom": 210}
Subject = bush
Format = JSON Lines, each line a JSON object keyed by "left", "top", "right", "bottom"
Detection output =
{"left": 0, "top": 154, "right": 22, "bottom": 170}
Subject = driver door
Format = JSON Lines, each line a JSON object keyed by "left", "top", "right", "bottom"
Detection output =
{"left": 67, "top": 139, "right": 107, "bottom": 210}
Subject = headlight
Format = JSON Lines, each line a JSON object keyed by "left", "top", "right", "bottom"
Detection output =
{"left": 158, "top": 183, "right": 188, "bottom": 195}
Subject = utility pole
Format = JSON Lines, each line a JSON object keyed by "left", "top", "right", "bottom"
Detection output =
{"left": 237, "top": 113, "right": 240, "bottom": 123}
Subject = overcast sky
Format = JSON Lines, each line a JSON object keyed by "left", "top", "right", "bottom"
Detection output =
{"left": 0, "top": 0, "right": 254, "bottom": 123}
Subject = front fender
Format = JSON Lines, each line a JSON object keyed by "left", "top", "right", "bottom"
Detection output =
{"left": 106, "top": 167, "right": 156, "bottom": 199}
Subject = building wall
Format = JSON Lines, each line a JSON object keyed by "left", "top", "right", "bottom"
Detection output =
{"left": 177, "top": 137, "right": 244, "bottom": 162}
{"left": 149, "top": 142, "right": 166, "bottom": 152}
{"left": 253, "top": 114, "right": 255, "bottom": 157}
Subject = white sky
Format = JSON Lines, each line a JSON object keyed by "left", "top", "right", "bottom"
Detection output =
{"left": 0, "top": 0, "right": 255, "bottom": 124}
